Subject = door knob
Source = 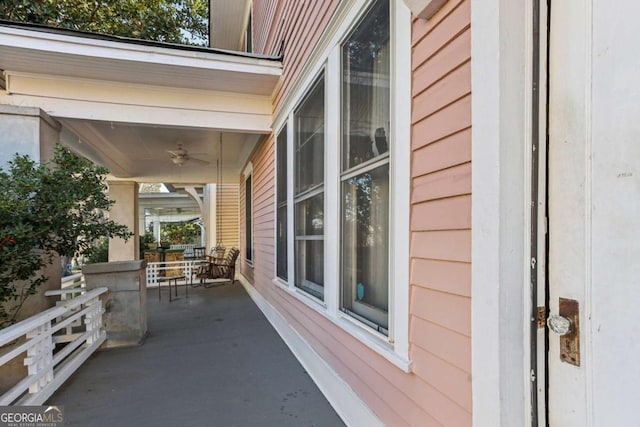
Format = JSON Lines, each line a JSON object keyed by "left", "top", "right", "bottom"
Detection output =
{"left": 550, "top": 298, "right": 581, "bottom": 366}
{"left": 547, "top": 314, "right": 572, "bottom": 336}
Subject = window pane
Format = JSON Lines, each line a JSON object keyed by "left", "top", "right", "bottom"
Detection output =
{"left": 245, "top": 176, "right": 252, "bottom": 261}
{"left": 341, "top": 164, "right": 389, "bottom": 331}
{"left": 295, "top": 193, "right": 324, "bottom": 236}
{"left": 295, "top": 240, "right": 324, "bottom": 299}
{"left": 276, "top": 125, "right": 288, "bottom": 280}
{"left": 277, "top": 126, "right": 287, "bottom": 204}
{"left": 277, "top": 205, "right": 287, "bottom": 280}
{"left": 295, "top": 76, "right": 325, "bottom": 194}
{"left": 342, "top": 0, "right": 390, "bottom": 171}
{"left": 295, "top": 193, "right": 324, "bottom": 300}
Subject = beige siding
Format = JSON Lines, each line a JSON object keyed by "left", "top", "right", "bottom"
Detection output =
{"left": 239, "top": 173, "right": 252, "bottom": 283}
{"left": 217, "top": 183, "right": 239, "bottom": 250}
{"left": 239, "top": 137, "right": 274, "bottom": 285}
{"left": 241, "top": 1, "right": 472, "bottom": 426}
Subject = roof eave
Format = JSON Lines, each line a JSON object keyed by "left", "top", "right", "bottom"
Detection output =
{"left": 0, "top": 23, "right": 282, "bottom": 95}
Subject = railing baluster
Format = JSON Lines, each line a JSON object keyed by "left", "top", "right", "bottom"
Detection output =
{"left": 0, "top": 287, "right": 108, "bottom": 405}
{"left": 84, "top": 296, "right": 103, "bottom": 345}
{"left": 24, "top": 323, "right": 54, "bottom": 393}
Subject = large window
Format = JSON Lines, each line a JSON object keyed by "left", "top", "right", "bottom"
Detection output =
{"left": 340, "top": 0, "right": 390, "bottom": 333}
{"left": 272, "top": 0, "right": 410, "bottom": 367}
{"left": 245, "top": 173, "right": 253, "bottom": 262}
{"left": 276, "top": 125, "right": 288, "bottom": 280}
{"left": 294, "top": 75, "right": 325, "bottom": 300}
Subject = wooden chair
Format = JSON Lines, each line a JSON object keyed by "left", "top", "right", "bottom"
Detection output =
{"left": 210, "top": 247, "right": 240, "bottom": 284}
{"left": 192, "top": 246, "right": 206, "bottom": 259}
{"left": 188, "top": 246, "right": 207, "bottom": 285}
{"left": 195, "top": 245, "right": 226, "bottom": 285}
{"left": 209, "top": 245, "right": 226, "bottom": 263}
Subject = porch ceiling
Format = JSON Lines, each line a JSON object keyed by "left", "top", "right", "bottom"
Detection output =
{"left": 0, "top": 22, "right": 280, "bottom": 184}
{"left": 60, "top": 119, "right": 259, "bottom": 184}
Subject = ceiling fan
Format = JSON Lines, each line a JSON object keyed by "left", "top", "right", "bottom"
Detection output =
{"left": 167, "top": 143, "right": 210, "bottom": 166}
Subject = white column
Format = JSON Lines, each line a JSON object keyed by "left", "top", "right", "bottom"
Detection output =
{"left": 0, "top": 105, "right": 51, "bottom": 167}
{"left": 153, "top": 219, "right": 161, "bottom": 243}
{"left": 108, "top": 181, "right": 139, "bottom": 261}
{"left": 0, "top": 106, "right": 62, "bottom": 320}
{"left": 204, "top": 183, "right": 217, "bottom": 250}
{"left": 138, "top": 210, "right": 146, "bottom": 237}
{"left": 185, "top": 186, "right": 206, "bottom": 246}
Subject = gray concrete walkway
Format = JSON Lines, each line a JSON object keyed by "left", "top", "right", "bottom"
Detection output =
{"left": 49, "top": 283, "right": 345, "bottom": 427}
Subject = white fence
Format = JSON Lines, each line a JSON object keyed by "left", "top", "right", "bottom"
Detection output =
{"left": 0, "top": 287, "right": 107, "bottom": 405}
{"left": 146, "top": 260, "right": 206, "bottom": 288}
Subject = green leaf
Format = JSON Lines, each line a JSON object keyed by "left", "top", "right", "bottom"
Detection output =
{"left": 0, "top": 144, "right": 132, "bottom": 325}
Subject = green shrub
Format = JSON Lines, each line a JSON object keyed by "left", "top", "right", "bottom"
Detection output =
{"left": 85, "top": 237, "right": 109, "bottom": 264}
{"left": 0, "top": 145, "right": 132, "bottom": 326}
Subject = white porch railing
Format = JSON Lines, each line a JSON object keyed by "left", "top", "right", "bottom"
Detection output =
{"left": 146, "top": 260, "right": 205, "bottom": 288}
{"left": 0, "top": 287, "right": 107, "bottom": 406}
{"left": 61, "top": 273, "right": 85, "bottom": 290}
{"left": 57, "top": 273, "right": 86, "bottom": 301}
{"left": 169, "top": 244, "right": 196, "bottom": 258}
{"left": 45, "top": 274, "right": 88, "bottom": 345}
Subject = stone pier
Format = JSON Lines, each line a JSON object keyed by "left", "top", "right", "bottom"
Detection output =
{"left": 83, "top": 260, "right": 147, "bottom": 348}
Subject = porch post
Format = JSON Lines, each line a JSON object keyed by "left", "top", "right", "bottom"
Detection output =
{"left": 0, "top": 105, "right": 58, "bottom": 170}
{"left": 153, "top": 219, "right": 161, "bottom": 243}
{"left": 203, "top": 183, "right": 217, "bottom": 250}
{"left": 137, "top": 209, "right": 146, "bottom": 239}
{"left": 107, "top": 181, "right": 139, "bottom": 261}
{"left": 0, "top": 105, "right": 62, "bottom": 321}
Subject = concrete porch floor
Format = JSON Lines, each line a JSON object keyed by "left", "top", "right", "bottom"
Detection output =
{"left": 48, "top": 283, "right": 345, "bottom": 427}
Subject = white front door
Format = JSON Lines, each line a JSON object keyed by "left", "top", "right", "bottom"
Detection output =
{"left": 547, "top": 0, "right": 640, "bottom": 425}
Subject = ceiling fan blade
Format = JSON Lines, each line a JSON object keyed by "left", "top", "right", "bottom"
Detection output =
{"left": 189, "top": 157, "right": 210, "bottom": 165}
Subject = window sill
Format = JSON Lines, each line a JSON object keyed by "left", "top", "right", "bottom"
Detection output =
{"left": 272, "top": 278, "right": 327, "bottom": 310}
{"left": 271, "top": 277, "right": 412, "bottom": 373}
{"left": 335, "top": 313, "right": 412, "bottom": 373}
{"left": 244, "top": 259, "right": 254, "bottom": 269}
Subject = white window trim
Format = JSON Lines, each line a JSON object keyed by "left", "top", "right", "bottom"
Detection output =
{"left": 292, "top": 70, "right": 326, "bottom": 301}
{"left": 271, "top": 0, "right": 411, "bottom": 373}
{"left": 325, "top": 49, "right": 341, "bottom": 318}
{"left": 243, "top": 162, "right": 254, "bottom": 266}
{"left": 389, "top": 0, "right": 411, "bottom": 363}
{"left": 274, "top": 121, "right": 289, "bottom": 282}
{"left": 286, "top": 118, "right": 296, "bottom": 287}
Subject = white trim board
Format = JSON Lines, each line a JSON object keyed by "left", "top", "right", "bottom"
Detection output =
{"left": 471, "top": 0, "right": 532, "bottom": 425}
{"left": 0, "top": 25, "right": 281, "bottom": 109}
{"left": 238, "top": 275, "right": 385, "bottom": 427}
{"left": 1, "top": 72, "right": 273, "bottom": 133}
